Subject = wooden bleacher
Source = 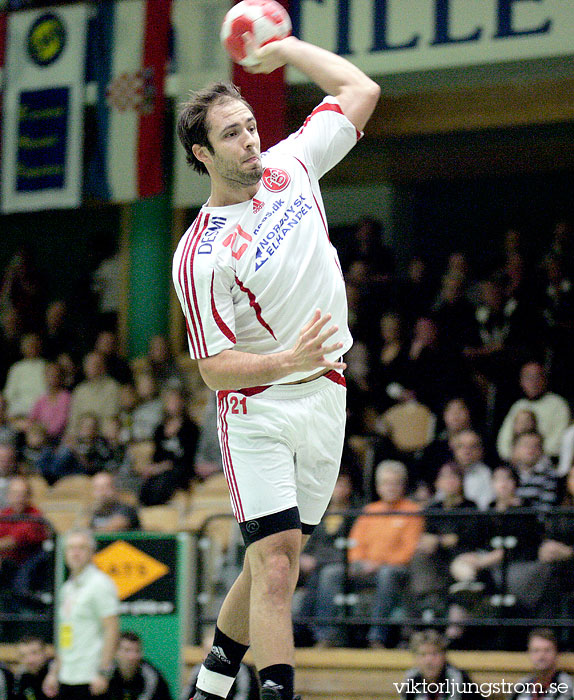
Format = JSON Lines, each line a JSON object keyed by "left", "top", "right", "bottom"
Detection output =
{"left": 186, "top": 647, "right": 574, "bottom": 700}
{"left": 1, "top": 643, "right": 574, "bottom": 699}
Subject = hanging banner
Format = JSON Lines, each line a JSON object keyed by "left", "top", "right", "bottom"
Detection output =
{"left": 86, "top": 0, "right": 172, "bottom": 203}
{"left": 1, "top": 6, "right": 88, "bottom": 213}
{"left": 172, "top": 0, "right": 229, "bottom": 209}
{"left": 289, "top": 0, "right": 574, "bottom": 81}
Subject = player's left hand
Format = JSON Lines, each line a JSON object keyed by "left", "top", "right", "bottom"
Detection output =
{"left": 241, "top": 34, "right": 295, "bottom": 74}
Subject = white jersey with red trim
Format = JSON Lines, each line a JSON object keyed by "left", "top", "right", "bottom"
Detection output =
{"left": 173, "top": 96, "right": 361, "bottom": 385}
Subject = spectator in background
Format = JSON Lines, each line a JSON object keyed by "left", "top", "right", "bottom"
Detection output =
{"left": 418, "top": 398, "right": 475, "bottom": 486}
{"left": 510, "top": 430, "right": 560, "bottom": 511}
{"left": 34, "top": 427, "right": 83, "bottom": 486}
{"left": 509, "top": 629, "right": 573, "bottom": 700}
{"left": 401, "top": 629, "right": 481, "bottom": 700}
{"left": 14, "top": 635, "right": 52, "bottom": 700}
{"left": 0, "top": 476, "right": 49, "bottom": 608}
{"left": 56, "top": 353, "right": 80, "bottom": 392}
{"left": 22, "top": 422, "right": 50, "bottom": 470}
{"left": 368, "top": 311, "right": 410, "bottom": 414}
{"left": 108, "top": 631, "right": 172, "bottom": 700}
{"left": 395, "top": 255, "right": 434, "bottom": 326}
{"left": 131, "top": 373, "right": 163, "bottom": 442}
{"left": 43, "top": 529, "right": 120, "bottom": 700}
{"left": 66, "top": 351, "right": 121, "bottom": 440}
{"left": 139, "top": 387, "right": 199, "bottom": 506}
{"left": 70, "top": 413, "right": 113, "bottom": 475}
{"left": 0, "top": 248, "right": 43, "bottom": 333}
{"left": 432, "top": 272, "right": 477, "bottom": 353}
{"left": 496, "top": 361, "right": 570, "bottom": 461}
{"left": 462, "top": 274, "right": 530, "bottom": 417}
{"left": 542, "top": 253, "right": 574, "bottom": 404}
{"left": 535, "top": 467, "right": 574, "bottom": 621}
{"left": 3, "top": 333, "right": 47, "bottom": 420}
{"left": 313, "top": 460, "right": 423, "bottom": 648}
{"left": 0, "top": 306, "right": 23, "bottom": 390}
{"left": 294, "top": 471, "right": 359, "bottom": 646}
{"left": 89, "top": 471, "right": 140, "bottom": 533}
{"left": 43, "top": 300, "right": 77, "bottom": 361}
{"left": 0, "top": 444, "right": 19, "bottom": 507}
{"left": 100, "top": 416, "right": 128, "bottom": 473}
{"left": 94, "top": 331, "right": 132, "bottom": 386}
{"left": 28, "top": 362, "right": 71, "bottom": 442}
{"left": 404, "top": 317, "right": 471, "bottom": 415}
{"left": 451, "top": 429, "right": 494, "bottom": 510}
{"left": 548, "top": 218, "right": 574, "bottom": 275}
{"left": 449, "top": 463, "right": 544, "bottom": 619}
{"left": 407, "top": 462, "right": 482, "bottom": 620}
{"left": 183, "top": 626, "right": 259, "bottom": 700}
{"left": 508, "top": 409, "right": 539, "bottom": 451}
{"left": 0, "top": 395, "right": 18, "bottom": 448}
{"left": 343, "top": 282, "right": 370, "bottom": 407}
{"left": 147, "top": 335, "right": 185, "bottom": 391}
{"left": 91, "top": 249, "right": 120, "bottom": 331}
{"left": 117, "top": 383, "right": 139, "bottom": 444}
{"left": 193, "top": 392, "right": 223, "bottom": 480}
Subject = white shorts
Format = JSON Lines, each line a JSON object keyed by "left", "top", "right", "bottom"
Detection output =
{"left": 216, "top": 371, "right": 346, "bottom": 531}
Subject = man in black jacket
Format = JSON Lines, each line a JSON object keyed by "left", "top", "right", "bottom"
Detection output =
{"left": 108, "top": 632, "right": 172, "bottom": 700}
{"left": 400, "top": 629, "right": 482, "bottom": 700}
{"left": 13, "top": 636, "right": 49, "bottom": 700}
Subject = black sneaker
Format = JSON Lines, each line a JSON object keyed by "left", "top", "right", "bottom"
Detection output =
{"left": 259, "top": 689, "right": 302, "bottom": 700}
{"left": 192, "top": 691, "right": 225, "bottom": 700}
{"left": 260, "top": 688, "right": 282, "bottom": 700}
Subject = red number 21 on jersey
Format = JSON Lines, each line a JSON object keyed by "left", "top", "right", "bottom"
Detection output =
{"left": 223, "top": 225, "right": 252, "bottom": 261}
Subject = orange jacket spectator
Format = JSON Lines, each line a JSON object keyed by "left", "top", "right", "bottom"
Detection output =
{"left": 348, "top": 498, "right": 423, "bottom": 567}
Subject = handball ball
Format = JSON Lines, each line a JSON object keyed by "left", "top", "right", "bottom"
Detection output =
{"left": 220, "top": 0, "right": 292, "bottom": 67}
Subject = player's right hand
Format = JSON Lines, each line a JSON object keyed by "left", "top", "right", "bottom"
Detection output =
{"left": 42, "top": 672, "right": 59, "bottom": 698}
{"left": 243, "top": 34, "right": 297, "bottom": 74}
{"left": 290, "top": 309, "right": 346, "bottom": 373}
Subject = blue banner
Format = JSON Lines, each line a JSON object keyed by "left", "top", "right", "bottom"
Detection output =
{"left": 16, "top": 87, "right": 69, "bottom": 192}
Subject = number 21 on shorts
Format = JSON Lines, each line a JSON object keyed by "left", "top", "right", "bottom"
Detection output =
{"left": 230, "top": 395, "right": 247, "bottom": 414}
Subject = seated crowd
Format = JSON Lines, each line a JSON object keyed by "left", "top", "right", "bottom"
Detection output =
{"left": 1, "top": 215, "right": 574, "bottom": 651}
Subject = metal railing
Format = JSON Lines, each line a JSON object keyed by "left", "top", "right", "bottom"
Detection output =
{"left": 192, "top": 507, "right": 574, "bottom": 648}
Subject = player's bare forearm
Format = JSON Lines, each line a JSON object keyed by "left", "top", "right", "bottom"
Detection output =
{"left": 198, "top": 309, "right": 346, "bottom": 391}
{"left": 249, "top": 36, "right": 380, "bottom": 132}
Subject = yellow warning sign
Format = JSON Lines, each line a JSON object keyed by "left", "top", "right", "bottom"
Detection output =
{"left": 93, "top": 540, "right": 169, "bottom": 600}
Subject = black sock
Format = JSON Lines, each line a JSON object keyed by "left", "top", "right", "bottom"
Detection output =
{"left": 259, "top": 664, "right": 294, "bottom": 700}
{"left": 204, "top": 626, "right": 249, "bottom": 678}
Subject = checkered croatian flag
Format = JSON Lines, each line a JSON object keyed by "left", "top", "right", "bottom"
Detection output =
{"left": 86, "top": 0, "right": 172, "bottom": 202}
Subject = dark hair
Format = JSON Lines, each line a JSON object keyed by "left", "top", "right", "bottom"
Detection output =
{"left": 528, "top": 627, "right": 558, "bottom": 649}
{"left": 119, "top": 631, "right": 141, "bottom": 645}
{"left": 177, "top": 82, "right": 253, "bottom": 175}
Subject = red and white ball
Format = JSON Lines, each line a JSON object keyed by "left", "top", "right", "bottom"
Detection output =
{"left": 220, "top": 0, "right": 292, "bottom": 67}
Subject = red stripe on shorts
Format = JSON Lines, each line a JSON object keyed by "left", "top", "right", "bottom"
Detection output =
{"left": 217, "top": 392, "right": 244, "bottom": 521}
